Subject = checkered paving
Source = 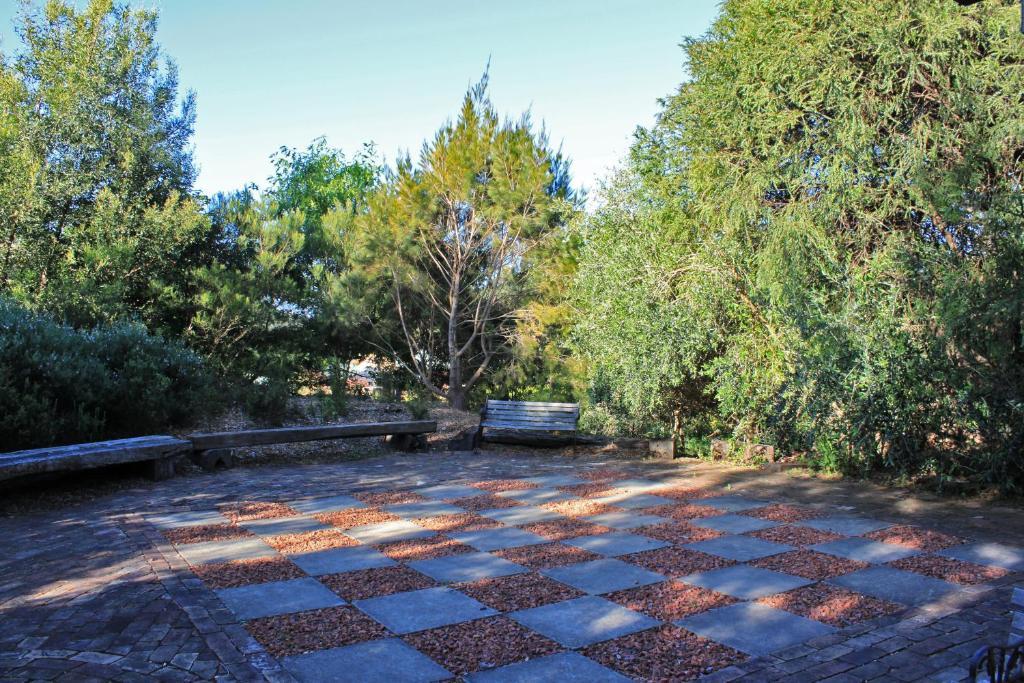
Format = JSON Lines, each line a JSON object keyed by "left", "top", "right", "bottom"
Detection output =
{"left": 149, "top": 474, "right": 1023, "bottom": 682}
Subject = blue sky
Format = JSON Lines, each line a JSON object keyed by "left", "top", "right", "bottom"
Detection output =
{"left": 1, "top": 1, "right": 721, "bottom": 197}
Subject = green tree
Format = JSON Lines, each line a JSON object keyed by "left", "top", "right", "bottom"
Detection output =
{"left": 352, "top": 75, "right": 577, "bottom": 409}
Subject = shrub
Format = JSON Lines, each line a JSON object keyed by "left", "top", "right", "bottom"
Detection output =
{"left": 0, "top": 299, "right": 220, "bottom": 450}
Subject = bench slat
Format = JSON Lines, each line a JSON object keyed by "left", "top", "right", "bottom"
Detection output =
{"left": 189, "top": 420, "right": 437, "bottom": 450}
{"left": 486, "top": 400, "right": 578, "bottom": 409}
{"left": 0, "top": 436, "right": 190, "bottom": 481}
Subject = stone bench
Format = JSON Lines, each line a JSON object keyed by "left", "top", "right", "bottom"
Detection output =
{"left": 0, "top": 435, "right": 191, "bottom": 482}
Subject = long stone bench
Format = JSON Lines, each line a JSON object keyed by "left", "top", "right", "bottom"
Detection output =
{"left": 0, "top": 436, "right": 191, "bottom": 482}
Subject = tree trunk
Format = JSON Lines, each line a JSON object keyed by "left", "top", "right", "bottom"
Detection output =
{"left": 448, "top": 384, "right": 467, "bottom": 411}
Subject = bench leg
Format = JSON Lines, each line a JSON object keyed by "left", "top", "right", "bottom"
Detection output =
{"left": 147, "top": 456, "right": 177, "bottom": 481}
{"left": 192, "top": 449, "right": 236, "bottom": 472}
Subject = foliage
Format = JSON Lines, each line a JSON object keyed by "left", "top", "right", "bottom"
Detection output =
{"left": 319, "top": 358, "right": 350, "bottom": 420}
{"left": 0, "top": 298, "right": 218, "bottom": 449}
{"left": 573, "top": 0, "right": 1024, "bottom": 489}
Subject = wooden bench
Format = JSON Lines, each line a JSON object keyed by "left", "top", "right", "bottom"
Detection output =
{"left": 476, "top": 400, "right": 579, "bottom": 446}
{"left": 0, "top": 435, "right": 191, "bottom": 482}
{"left": 188, "top": 420, "right": 437, "bottom": 469}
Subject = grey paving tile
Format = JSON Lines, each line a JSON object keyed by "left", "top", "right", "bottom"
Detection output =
{"left": 148, "top": 510, "right": 229, "bottom": 529}
{"left": 589, "top": 492, "right": 674, "bottom": 509}
{"left": 604, "top": 478, "right": 672, "bottom": 493}
{"left": 239, "top": 515, "right": 332, "bottom": 537}
{"left": 288, "top": 495, "right": 365, "bottom": 515}
{"left": 409, "top": 552, "right": 527, "bottom": 583}
{"left": 450, "top": 527, "right": 548, "bottom": 552}
{"left": 290, "top": 546, "right": 395, "bottom": 576}
{"left": 495, "top": 488, "right": 574, "bottom": 505}
{"left": 510, "top": 596, "right": 659, "bottom": 648}
{"left": 564, "top": 531, "right": 669, "bottom": 557}
{"left": 697, "top": 495, "right": 769, "bottom": 513}
{"left": 521, "top": 474, "right": 587, "bottom": 487}
{"left": 467, "top": 652, "right": 630, "bottom": 682}
{"left": 215, "top": 578, "right": 344, "bottom": 620}
{"left": 354, "top": 587, "right": 497, "bottom": 634}
{"left": 800, "top": 516, "right": 892, "bottom": 536}
{"left": 384, "top": 500, "right": 465, "bottom": 519}
{"left": 175, "top": 537, "right": 277, "bottom": 565}
{"left": 478, "top": 506, "right": 564, "bottom": 526}
{"left": 680, "top": 564, "right": 810, "bottom": 599}
{"left": 937, "top": 542, "right": 1024, "bottom": 570}
{"left": 541, "top": 558, "right": 665, "bottom": 594}
{"left": 829, "top": 566, "right": 960, "bottom": 606}
{"left": 583, "top": 511, "right": 668, "bottom": 530}
{"left": 811, "top": 537, "right": 920, "bottom": 563}
{"left": 678, "top": 602, "right": 834, "bottom": 656}
{"left": 282, "top": 639, "right": 451, "bottom": 683}
{"left": 690, "top": 514, "right": 778, "bottom": 534}
{"left": 415, "top": 484, "right": 488, "bottom": 500}
{"left": 685, "top": 535, "right": 792, "bottom": 561}
{"left": 345, "top": 520, "right": 433, "bottom": 545}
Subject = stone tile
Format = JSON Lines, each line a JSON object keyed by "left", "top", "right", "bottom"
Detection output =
{"left": 605, "top": 478, "right": 672, "bottom": 493}
{"left": 583, "top": 511, "right": 668, "bottom": 530}
{"left": 521, "top": 474, "right": 588, "bottom": 487}
{"left": 495, "top": 488, "right": 573, "bottom": 505}
{"left": 384, "top": 501, "right": 465, "bottom": 519}
{"left": 691, "top": 514, "right": 778, "bottom": 534}
{"left": 678, "top": 602, "right": 835, "bottom": 656}
{"left": 589, "top": 492, "right": 674, "bottom": 509}
{"left": 696, "top": 495, "right": 768, "bottom": 513}
{"left": 541, "top": 558, "right": 665, "bottom": 595}
{"left": 800, "top": 516, "right": 891, "bottom": 536}
{"left": 175, "top": 538, "right": 277, "bottom": 566}
{"left": 345, "top": 520, "right": 433, "bottom": 545}
{"left": 409, "top": 552, "right": 527, "bottom": 583}
{"left": 354, "top": 587, "right": 497, "bottom": 634}
{"left": 564, "top": 531, "right": 669, "bottom": 557}
{"left": 466, "top": 651, "right": 630, "bottom": 682}
{"left": 290, "top": 546, "right": 395, "bottom": 576}
{"left": 812, "top": 537, "right": 920, "bottom": 563}
{"left": 680, "top": 564, "right": 810, "bottom": 599}
{"left": 509, "top": 596, "right": 659, "bottom": 648}
{"left": 239, "top": 515, "right": 332, "bottom": 537}
{"left": 685, "top": 535, "right": 793, "bottom": 561}
{"left": 450, "top": 527, "right": 548, "bottom": 552}
{"left": 282, "top": 638, "right": 451, "bottom": 683}
{"left": 148, "top": 510, "right": 229, "bottom": 529}
{"left": 416, "top": 484, "right": 487, "bottom": 500}
{"left": 937, "top": 542, "right": 1024, "bottom": 571}
{"left": 478, "top": 506, "right": 564, "bottom": 526}
{"left": 288, "top": 495, "right": 365, "bottom": 515}
{"left": 215, "top": 578, "right": 344, "bottom": 620}
{"left": 829, "top": 567, "right": 960, "bottom": 606}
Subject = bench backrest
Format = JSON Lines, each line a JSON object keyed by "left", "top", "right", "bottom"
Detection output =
{"left": 482, "top": 400, "right": 579, "bottom": 432}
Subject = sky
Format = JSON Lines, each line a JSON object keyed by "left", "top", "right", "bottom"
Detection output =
{"left": 0, "top": 0, "right": 721, "bottom": 198}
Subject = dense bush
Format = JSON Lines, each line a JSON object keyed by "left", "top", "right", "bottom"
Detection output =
{"left": 0, "top": 300, "right": 219, "bottom": 449}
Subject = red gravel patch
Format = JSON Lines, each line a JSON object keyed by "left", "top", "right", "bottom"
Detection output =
{"left": 314, "top": 507, "right": 399, "bottom": 529}
{"left": 624, "top": 547, "right": 735, "bottom": 577}
{"left": 470, "top": 479, "right": 539, "bottom": 492}
{"left": 606, "top": 581, "right": 736, "bottom": 621}
{"left": 220, "top": 502, "right": 299, "bottom": 523}
{"left": 759, "top": 584, "right": 904, "bottom": 627}
{"left": 320, "top": 566, "right": 437, "bottom": 601}
{"left": 556, "top": 483, "right": 615, "bottom": 498}
{"left": 521, "top": 519, "right": 613, "bottom": 541}
{"left": 747, "top": 525, "right": 843, "bottom": 547}
{"left": 246, "top": 606, "right": 388, "bottom": 657}
{"left": 647, "top": 503, "right": 723, "bottom": 521}
{"left": 742, "top": 503, "right": 822, "bottom": 523}
{"left": 446, "top": 494, "right": 522, "bottom": 511}
{"left": 377, "top": 535, "right": 475, "bottom": 561}
{"left": 658, "top": 487, "right": 724, "bottom": 501}
{"left": 403, "top": 616, "right": 559, "bottom": 675}
{"left": 863, "top": 525, "right": 965, "bottom": 552}
{"left": 266, "top": 530, "right": 359, "bottom": 554}
{"left": 751, "top": 550, "right": 868, "bottom": 580}
{"left": 888, "top": 555, "right": 1009, "bottom": 585}
{"left": 456, "top": 572, "right": 584, "bottom": 612}
{"left": 162, "top": 523, "right": 252, "bottom": 545}
{"left": 494, "top": 542, "right": 601, "bottom": 569}
{"left": 353, "top": 490, "right": 427, "bottom": 506}
{"left": 583, "top": 625, "right": 745, "bottom": 682}
{"left": 413, "top": 513, "right": 501, "bottom": 533}
{"left": 191, "top": 557, "right": 304, "bottom": 589}
{"left": 635, "top": 522, "right": 722, "bottom": 545}
{"left": 578, "top": 468, "right": 631, "bottom": 481}
{"left": 541, "top": 499, "right": 620, "bottom": 517}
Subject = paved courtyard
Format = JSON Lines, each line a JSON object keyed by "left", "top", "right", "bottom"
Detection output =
{"left": 1, "top": 451, "right": 1022, "bottom": 681}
